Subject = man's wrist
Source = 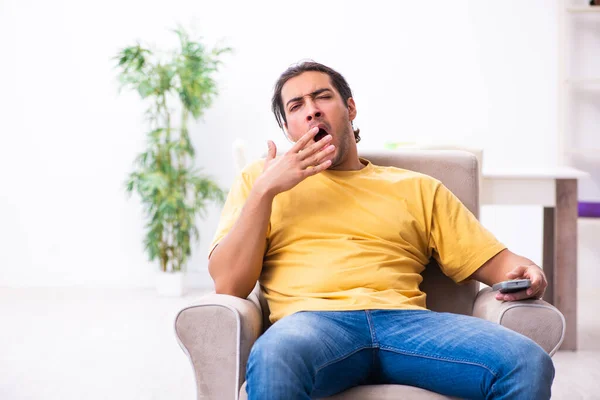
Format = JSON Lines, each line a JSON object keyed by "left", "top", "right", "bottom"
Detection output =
{"left": 252, "top": 177, "right": 277, "bottom": 201}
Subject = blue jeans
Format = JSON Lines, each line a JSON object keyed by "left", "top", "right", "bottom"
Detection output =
{"left": 246, "top": 310, "right": 554, "bottom": 399}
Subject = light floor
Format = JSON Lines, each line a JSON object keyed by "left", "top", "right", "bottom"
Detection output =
{"left": 0, "top": 287, "right": 598, "bottom": 400}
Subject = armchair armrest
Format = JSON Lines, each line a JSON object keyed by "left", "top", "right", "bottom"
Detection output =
{"left": 472, "top": 288, "right": 565, "bottom": 356}
{"left": 175, "top": 286, "right": 264, "bottom": 400}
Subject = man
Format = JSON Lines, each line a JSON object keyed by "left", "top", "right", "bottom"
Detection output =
{"left": 208, "top": 61, "right": 554, "bottom": 399}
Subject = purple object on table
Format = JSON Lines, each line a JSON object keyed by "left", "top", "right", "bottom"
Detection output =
{"left": 578, "top": 202, "right": 600, "bottom": 218}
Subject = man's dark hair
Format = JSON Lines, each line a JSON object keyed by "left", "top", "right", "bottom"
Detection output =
{"left": 271, "top": 61, "right": 361, "bottom": 143}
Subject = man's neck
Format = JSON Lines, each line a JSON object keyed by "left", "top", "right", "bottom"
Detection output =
{"left": 330, "top": 157, "right": 365, "bottom": 171}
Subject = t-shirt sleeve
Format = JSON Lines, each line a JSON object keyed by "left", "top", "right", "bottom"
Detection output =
{"left": 428, "top": 182, "right": 506, "bottom": 283}
{"left": 207, "top": 162, "right": 269, "bottom": 259}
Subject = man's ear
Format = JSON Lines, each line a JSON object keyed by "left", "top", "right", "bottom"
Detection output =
{"left": 347, "top": 98, "right": 357, "bottom": 121}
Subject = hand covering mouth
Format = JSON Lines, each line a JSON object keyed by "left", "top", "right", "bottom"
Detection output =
{"left": 313, "top": 124, "right": 329, "bottom": 142}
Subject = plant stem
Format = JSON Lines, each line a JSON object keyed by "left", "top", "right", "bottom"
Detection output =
{"left": 163, "top": 94, "right": 171, "bottom": 144}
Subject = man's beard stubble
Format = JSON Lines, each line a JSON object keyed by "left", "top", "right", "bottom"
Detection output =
{"left": 329, "top": 125, "right": 352, "bottom": 169}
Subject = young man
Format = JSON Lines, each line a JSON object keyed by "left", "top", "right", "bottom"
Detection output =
{"left": 208, "top": 61, "right": 554, "bottom": 399}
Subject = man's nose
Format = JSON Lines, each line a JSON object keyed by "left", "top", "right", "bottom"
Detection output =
{"left": 305, "top": 102, "right": 322, "bottom": 122}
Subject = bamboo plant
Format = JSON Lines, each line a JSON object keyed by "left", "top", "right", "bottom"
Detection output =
{"left": 115, "top": 27, "right": 230, "bottom": 272}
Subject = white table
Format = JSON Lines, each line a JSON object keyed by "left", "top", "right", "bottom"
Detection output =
{"left": 482, "top": 167, "right": 589, "bottom": 351}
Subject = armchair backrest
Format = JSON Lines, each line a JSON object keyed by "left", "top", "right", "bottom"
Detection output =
{"left": 255, "top": 149, "right": 481, "bottom": 329}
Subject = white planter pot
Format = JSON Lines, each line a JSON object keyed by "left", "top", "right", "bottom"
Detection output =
{"left": 155, "top": 271, "right": 184, "bottom": 297}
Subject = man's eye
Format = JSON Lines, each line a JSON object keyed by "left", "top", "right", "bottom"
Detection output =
{"left": 290, "top": 104, "right": 299, "bottom": 112}
{"left": 318, "top": 95, "right": 331, "bottom": 99}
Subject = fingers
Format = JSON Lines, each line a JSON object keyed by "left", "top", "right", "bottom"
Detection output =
{"left": 290, "top": 127, "right": 320, "bottom": 153}
{"left": 302, "top": 159, "right": 333, "bottom": 177}
{"left": 496, "top": 265, "right": 547, "bottom": 301}
{"left": 285, "top": 126, "right": 334, "bottom": 170}
{"left": 526, "top": 267, "right": 546, "bottom": 297}
{"left": 527, "top": 274, "right": 542, "bottom": 296}
{"left": 495, "top": 290, "right": 532, "bottom": 302}
{"left": 298, "top": 133, "right": 333, "bottom": 160}
{"left": 506, "top": 265, "right": 527, "bottom": 279}
{"left": 263, "top": 140, "right": 277, "bottom": 172}
{"left": 527, "top": 285, "right": 545, "bottom": 299}
{"left": 299, "top": 142, "right": 335, "bottom": 169}
{"left": 266, "top": 140, "right": 276, "bottom": 161}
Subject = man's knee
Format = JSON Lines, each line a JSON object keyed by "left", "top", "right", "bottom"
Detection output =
{"left": 493, "top": 337, "right": 554, "bottom": 398}
{"left": 248, "top": 332, "right": 304, "bottom": 372}
{"left": 247, "top": 315, "right": 321, "bottom": 379}
{"left": 245, "top": 315, "right": 325, "bottom": 399}
{"left": 525, "top": 343, "right": 555, "bottom": 389}
{"left": 510, "top": 339, "right": 554, "bottom": 382}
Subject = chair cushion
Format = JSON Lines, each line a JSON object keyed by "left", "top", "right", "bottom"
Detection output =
{"left": 239, "top": 382, "right": 460, "bottom": 399}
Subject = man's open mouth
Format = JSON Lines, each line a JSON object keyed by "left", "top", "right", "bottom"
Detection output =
{"left": 314, "top": 127, "right": 329, "bottom": 142}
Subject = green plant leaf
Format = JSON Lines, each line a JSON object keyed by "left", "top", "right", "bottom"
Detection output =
{"left": 116, "top": 25, "right": 230, "bottom": 272}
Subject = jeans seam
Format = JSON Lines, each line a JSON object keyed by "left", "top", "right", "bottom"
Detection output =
{"left": 365, "top": 311, "right": 379, "bottom": 347}
{"left": 378, "top": 345, "right": 499, "bottom": 378}
{"left": 313, "top": 345, "right": 371, "bottom": 376}
{"left": 489, "top": 381, "right": 500, "bottom": 399}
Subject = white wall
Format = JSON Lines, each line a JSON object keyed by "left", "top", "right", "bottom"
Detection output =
{"left": 564, "top": 6, "right": 600, "bottom": 201}
{"left": 0, "top": 0, "right": 561, "bottom": 288}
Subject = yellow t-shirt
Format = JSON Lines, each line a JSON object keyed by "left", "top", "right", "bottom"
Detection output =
{"left": 209, "top": 158, "right": 505, "bottom": 322}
